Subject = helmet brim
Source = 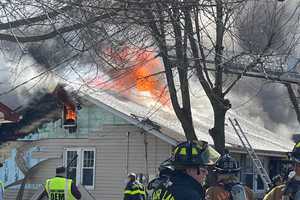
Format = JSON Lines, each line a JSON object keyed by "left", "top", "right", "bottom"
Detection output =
{"left": 214, "top": 167, "right": 241, "bottom": 174}
{"left": 200, "top": 145, "right": 221, "bottom": 166}
{"left": 292, "top": 157, "right": 300, "bottom": 163}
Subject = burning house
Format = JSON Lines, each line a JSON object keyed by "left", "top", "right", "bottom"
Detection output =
{"left": 0, "top": 74, "right": 295, "bottom": 199}
{"left": 0, "top": 47, "right": 295, "bottom": 200}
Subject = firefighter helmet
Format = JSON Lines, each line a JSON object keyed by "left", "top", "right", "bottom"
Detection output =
{"left": 159, "top": 158, "right": 174, "bottom": 175}
{"left": 214, "top": 153, "right": 240, "bottom": 174}
{"left": 171, "top": 140, "right": 220, "bottom": 168}
{"left": 128, "top": 172, "right": 136, "bottom": 179}
{"left": 291, "top": 141, "right": 300, "bottom": 163}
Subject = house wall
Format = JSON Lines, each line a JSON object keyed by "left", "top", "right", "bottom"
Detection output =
{"left": 5, "top": 125, "right": 172, "bottom": 200}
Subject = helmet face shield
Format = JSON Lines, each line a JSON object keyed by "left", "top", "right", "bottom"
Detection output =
{"left": 200, "top": 145, "right": 221, "bottom": 166}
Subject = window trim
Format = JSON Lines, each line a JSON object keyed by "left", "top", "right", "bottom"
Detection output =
{"left": 64, "top": 147, "right": 96, "bottom": 190}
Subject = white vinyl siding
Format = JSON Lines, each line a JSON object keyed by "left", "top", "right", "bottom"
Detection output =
{"left": 5, "top": 125, "right": 172, "bottom": 200}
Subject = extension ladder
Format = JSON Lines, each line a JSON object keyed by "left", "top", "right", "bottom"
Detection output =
{"left": 228, "top": 117, "right": 272, "bottom": 191}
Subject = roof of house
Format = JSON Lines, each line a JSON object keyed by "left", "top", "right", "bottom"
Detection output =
{"left": 76, "top": 85, "right": 295, "bottom": 157}
{"left": 0, "top": 102, "right": 20, "bottom": 124}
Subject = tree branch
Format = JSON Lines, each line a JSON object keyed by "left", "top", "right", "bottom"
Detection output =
{"left": 0, "top": 5, "right": 74, "bottom": 30}
{"left": 286, "top": 83, "right": 300, "bottom": 124}
{"left": 0, "top": 12, "right": 114, "bottom": 43}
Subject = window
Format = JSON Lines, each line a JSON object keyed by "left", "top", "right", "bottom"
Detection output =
{"left": 65, "top": 148, "right": 96, "bottom": 189}
{"left": 66, "top": 151, "right": 78, "bottom": 184}
{"left": 82, "top": 150, "right": 95, "bottom": 186}
{"left": 240, "top": 154, "right": 267, "bottom": 192}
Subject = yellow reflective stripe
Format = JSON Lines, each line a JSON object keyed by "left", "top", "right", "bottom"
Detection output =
{"left": 179, "top": 147, "right": 186, "bottom": 155}
{"left": 296, "top": 142, "right": 300, "bottom": 148}
{"left": 192, "top": 147, "right": 198, "bottom": 155}
{"left": 173, "top": 147, "right": 179, "bottom": 155}
{"left": 124, "top": 190, "right": 145, "bottom": 195}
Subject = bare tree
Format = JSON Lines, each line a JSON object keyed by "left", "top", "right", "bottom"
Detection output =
{"left": 113, "top": 0, "right": 300, "bottom": 153}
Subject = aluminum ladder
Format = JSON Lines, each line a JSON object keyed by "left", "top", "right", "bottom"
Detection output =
{"left": 228, "top": 117, "right": 272, "bottom": 191}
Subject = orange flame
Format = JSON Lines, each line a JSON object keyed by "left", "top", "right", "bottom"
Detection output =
{"left": 91, "top": 47, "right": 170, "bottom": 106}
{"left": 64, "top": 105, "right": 76, "bottom": 121}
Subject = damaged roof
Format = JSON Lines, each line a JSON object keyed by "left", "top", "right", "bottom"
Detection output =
{"left": 0, "top": 81, "right": 294, "bottom": 156}
{"left": 76, "top": 85, "right": 295, "bottom": 156}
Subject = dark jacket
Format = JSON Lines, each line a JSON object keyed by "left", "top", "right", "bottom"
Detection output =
{"left": 124, "top": 180, "right": 146, "bottom": 200}
{"left": 151, "top": 170, "right": 205, "bottom": 200}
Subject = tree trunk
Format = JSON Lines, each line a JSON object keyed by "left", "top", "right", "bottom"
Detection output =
{"left": 209, "top": 100, "right": 228, "bottom": 155}
{"left": 286, "top": 83, "right": 300, "bottom": 125}
{"left": 180, "top": 113, "right": 198, "bottom": 141}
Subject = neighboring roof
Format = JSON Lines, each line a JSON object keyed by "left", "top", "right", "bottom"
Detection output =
{"left": 77, "top": 85, "right": 294, "bottom": 157}
{"left": 0, "top": 102, "right": 20, "bottom": 123}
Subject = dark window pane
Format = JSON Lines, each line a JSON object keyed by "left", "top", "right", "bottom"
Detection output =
{"left": 83, "top": 151, "right": 94, "bottom": 167}
{"left": 67, "top": 168, "right": 77, "bottom": 184}
{"left": 257, "top": 175, "right": 264, "bottom": 190}
{"left": 67, "top": 151, "right": 77, "bottom": 167}
{"left": 66, "top": 151, "right": 78, "bottom": 183}
{"left": 245, "top": 174, "right": 253, "bottom": 189}
{"left": 82, "top": 169, "right": 93, "bottom": 186}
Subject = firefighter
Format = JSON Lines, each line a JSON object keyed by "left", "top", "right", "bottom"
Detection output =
{"left": 0, "top": 163, "right": 4, "bottom": 200}
{"left": 264, "top": 141, "right": 300, "bottom": 200}
{"left": 0, "top": 180, "right": 4, "bottom": 200}
{"left": 151, "top": 140, "right": 220, "bottom": 200}
{"left": 265, "top": 175, "right": 283, "bottom": 194}
{"left": 147, "top": 158, "right": 175, "bottom": 199}
{"left": 206, "top": 151, "right": 255, "bottom": 200}
{"left": 40, "top": 166, "right": 81, "bottom": 200}
{"left": 124, "top": 173, "right": 146, "bottom": 200}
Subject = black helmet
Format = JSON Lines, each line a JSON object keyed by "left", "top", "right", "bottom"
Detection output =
{"left": 214, "top": 152, "right": 240, "bottom": 174}
{"left": 159, "top": 158, "right": 174, "bottom": 175}
{"left": 171, "top": 140, "right": 220, "bottom": 168}
{"left": 291, "top": 141, "right": 300, "bottom": 163}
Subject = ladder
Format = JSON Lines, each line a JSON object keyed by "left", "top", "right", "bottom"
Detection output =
{"left": 228, "top": 117, "right": 272, "bottom": 191}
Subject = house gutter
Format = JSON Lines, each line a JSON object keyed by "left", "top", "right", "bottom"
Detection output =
{"left": 227, "top": 146, "right": 289, "bottom": 158}
{"left": 82, "top": 94, "right": 178, "bottom": 146}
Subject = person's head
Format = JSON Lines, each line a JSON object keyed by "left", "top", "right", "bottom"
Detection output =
{"left": 128, "top": 173, "right": 136, "bottom": 182}
{"left": 214, "top": 151, "right": 240, "bottom": 181}
{"left": 56, "top": 166, "right": 66, "bottom": 176}
{"left": 272, "top": 175, "right": 283, "bottom": 186}
{"left": 170, "top": 140, "right": 220, "bottom": 184}
{"left": 291, "top": 141, "right": 300, "bottom": 176}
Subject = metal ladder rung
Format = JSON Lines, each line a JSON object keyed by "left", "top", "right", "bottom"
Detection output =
{"left": 229, "top": 117, "right": 272, "bottom": 190}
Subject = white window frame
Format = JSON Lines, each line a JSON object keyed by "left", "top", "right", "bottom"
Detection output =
{"left": 64, "top": 147, "right": 96, "bottom": 190}
{"left": 81, "top": 148, "right": 96, "bottom": 190}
